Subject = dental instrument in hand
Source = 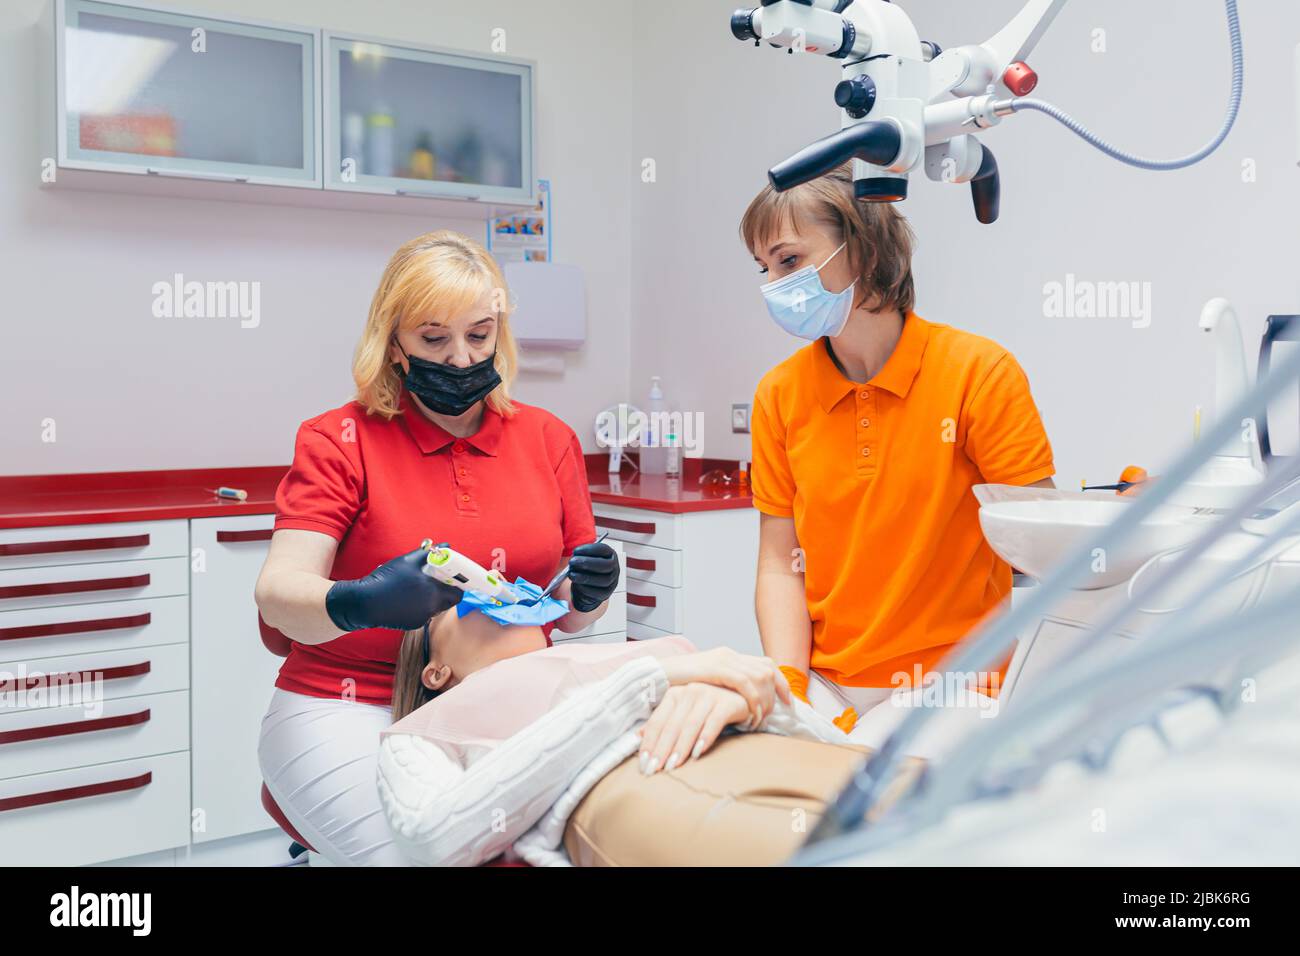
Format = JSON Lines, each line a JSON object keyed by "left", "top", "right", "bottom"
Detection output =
{"left": 420, "top": 540, "right": 522, "bottom": 606}
{"left": 520, "top": 531, "right": 611, "bottom": 607}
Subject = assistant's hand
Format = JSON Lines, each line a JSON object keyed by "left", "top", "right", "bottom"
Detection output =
{"left": 660, "top": 647, "right": 790, "bottom": 729}
{"left": 324, "top": 547, "right": 463, "bottom": 632}
{"left": 568, "top": 540, "right": 620, "bottom": 612}
{"left": 779, "top": 665, "right": 811, "bottom": 705}
{"left": 638, "top": 683, "right": 750, "bottom": 774}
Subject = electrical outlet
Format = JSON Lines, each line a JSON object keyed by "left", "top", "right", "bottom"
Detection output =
{"left": 731, "top": 403, "right": 751, "bottom": 433}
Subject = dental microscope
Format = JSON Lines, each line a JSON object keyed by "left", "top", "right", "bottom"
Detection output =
{"left": 730, "top": 0, "right": 1243, "bottom": 222}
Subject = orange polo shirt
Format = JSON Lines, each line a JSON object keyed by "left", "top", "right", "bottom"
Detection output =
{"left": 750, "top": 312, "right": 1054, "bottom": 688}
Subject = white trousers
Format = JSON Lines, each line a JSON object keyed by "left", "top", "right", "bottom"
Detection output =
{"left": 257, "top": 688, "right": 413, "bottom": 867}
{"left": 806, "top": 670, "right": 1000, "bottom": 761}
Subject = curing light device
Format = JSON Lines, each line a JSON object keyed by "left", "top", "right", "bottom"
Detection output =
{"left": 731, "top": 0, "right": 1243, "bottom": 223}
{"left": 421, "top": 540, "right": 522, "bottom": 606}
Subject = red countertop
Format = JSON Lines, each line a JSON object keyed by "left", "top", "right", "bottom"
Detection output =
{"left": 0, "top": 467, "right": 287, "bottom": 529}
{"left": 585, "top": 454, "right": 753, "bottom": 515}
{"left": 0, "top": 456, "right": 751, "bottom": 529}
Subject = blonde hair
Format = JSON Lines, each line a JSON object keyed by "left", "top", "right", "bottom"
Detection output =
{"left": 739, "top": 162, "right": 916, "bottom": 316}
{"left": 354, "top": 231, "right": 519, "bottom": 419}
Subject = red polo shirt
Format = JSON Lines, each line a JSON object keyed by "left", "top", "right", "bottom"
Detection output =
{"left": 272, "top": 392, "right": 597, "bottom": 705}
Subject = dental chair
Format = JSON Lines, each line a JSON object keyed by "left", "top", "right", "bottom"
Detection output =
{"left": 256, "top": 613, "right": 527, "bottom": 867}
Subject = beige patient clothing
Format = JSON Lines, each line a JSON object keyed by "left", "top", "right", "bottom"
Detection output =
{"left": 563, "top": 732, "right": 870, "bottom": 866}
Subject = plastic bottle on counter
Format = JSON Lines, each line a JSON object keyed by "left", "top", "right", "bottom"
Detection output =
{"left": 640, "top": 376, "right": 668, "bottom": 475}
{"left": 665, "top": 429, "right": 681, "bottom": 478}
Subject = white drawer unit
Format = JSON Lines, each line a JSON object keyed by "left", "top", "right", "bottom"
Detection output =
{"left": 1, "top": 643, "right": 188, "bottom": 714}
{"left": 0, "top": 519, "right": 188, "bottom": 571}
{"left": 189, "top": 514, "right": 284, "bottom": 844}
{"left": 0, "top": 516, "right": 193, "bottom": 866}
{"left": 622, "top": 541, "right": 683, "bottom": 588}
{"left": 0, "top": 689, "right": 189, "bottom": 782}
{"left": 0, "top": 520, "right": 189, "bottom": 572}
{"left": 0, "top": 751, "right": 191, "bottom": 867}
{"left": 0, "top": 557, "right": 189, "bottom": 612}
{"left": 595, "top": 503, "right": 761, "bottom": 655}
{"left": 593, "top": 504, "right": 682, "bottom": 550}
{"left": 625, "top": 578, "right": 682, "bottom": 633}
{"left": 553, "top": 592, "right": 627, "bottom": 645}
{"left": 0, "top": 595, "right": 188, "bottom": 663}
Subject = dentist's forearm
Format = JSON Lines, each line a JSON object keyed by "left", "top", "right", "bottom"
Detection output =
{"left": 254, "top": 570, "right": 345, "bottom": 646}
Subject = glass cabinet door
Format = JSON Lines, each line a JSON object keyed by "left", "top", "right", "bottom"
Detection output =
{"left": 60, "top": 0, "right": 318, "bottom": 185}
{"left": 325, "top": 34, "right": 535, "bottom": 205}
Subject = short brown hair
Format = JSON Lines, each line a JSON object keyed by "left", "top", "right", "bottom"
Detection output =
{"left": 740, "top": 162, "right": 916, "bottom": 316}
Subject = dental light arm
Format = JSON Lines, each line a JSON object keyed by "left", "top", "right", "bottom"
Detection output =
{"left": 733, "top": 0, "right": 1243, "bottom": 222}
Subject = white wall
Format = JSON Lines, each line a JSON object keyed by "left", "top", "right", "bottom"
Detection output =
{"left": 5, "top": 0, "right": 1298, "bottom": 485}
{"left": 629, "top": 0, "right": 1300, "bottom": 487}
{"left": 0, "top": 0, "right": 632, "bottom": 475}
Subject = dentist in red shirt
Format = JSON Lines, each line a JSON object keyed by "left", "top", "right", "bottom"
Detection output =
{"left": 254, "top": 231, "right": 619, "bottom": 866}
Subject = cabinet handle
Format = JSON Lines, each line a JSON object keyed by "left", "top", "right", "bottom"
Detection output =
{"left": 0, "top": 574, "right": 151, "bottom": 602}
{"left": 1, "top": 661, "right": 150, "bottom": 695}
{"left": 0, "top": 612, "right": 152, "bottom": 643}
{"left": 0, "top": 708, "right": 151, "bottom": 746}
{"left": 0, "top": 534, "right": 149, "bottom": 558}
{"left": 594, "top": 516, "right": 657, "bottom": 535}
{"left": 626, "top": 557, "right": 657, "bottom": 572}
{"left": 627, "top": 592, "right": 657, "bottom": 608}
{"left": 215, "top": 529, "right": 274, "bottom": 543}
{"left": 0, "top": 771, "right": 152, "bottom": 814}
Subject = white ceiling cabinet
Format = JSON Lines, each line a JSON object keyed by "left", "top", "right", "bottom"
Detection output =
{"left": 38, "top": 0, "right": 538, "bottom": 219}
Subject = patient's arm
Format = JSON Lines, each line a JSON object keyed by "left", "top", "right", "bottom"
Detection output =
{"left": 377, "top": 656, "right": 668, "bottom": 867}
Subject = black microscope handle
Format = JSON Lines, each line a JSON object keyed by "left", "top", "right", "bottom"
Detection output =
{"left": 970, "top": 143, "right": 1000, "bottom": 224}
{"left": 769, "top": 120, "right": 901, "bottom": 192}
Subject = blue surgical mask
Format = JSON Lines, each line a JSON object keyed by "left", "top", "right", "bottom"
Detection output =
{"left": 760, "top": 242, "right": 857, "bottom": 340}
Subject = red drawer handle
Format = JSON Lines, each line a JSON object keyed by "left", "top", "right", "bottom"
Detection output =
{"left": 595, "top": 516, "right": 657, "bottom": 535}
{"left": 0, "top": 661, "right": 151, "bottom": 695}
{"left": 626, "top": 557, "right": 657, "bottom": 572}
{"left": 627, "top": 592, "right": 657, "bottom": 608}
{"left": 0, "top": 534, "right": 150, "bottom": 558}
{"left": 0, "top": 708, "right": 151, "bottom": 746}
{"left": 0, "top": 771, "right": 152, "bottom": 813}
{"left": 0, "top": 611, "right": 152, "bottom": 643}
{"left": 216, "top": 529, "right": 273, "bottom": 543}
{"left": 0, "top": 574, "right": 150, "bottom": 601}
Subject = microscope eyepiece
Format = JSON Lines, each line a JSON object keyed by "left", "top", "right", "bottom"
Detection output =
{"left": 730, "top": 9, "right": 760, "bottom": 42}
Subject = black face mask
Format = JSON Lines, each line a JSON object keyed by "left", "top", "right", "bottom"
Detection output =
{"left": 396, "top": 345, "right": 502, "bottom": 417}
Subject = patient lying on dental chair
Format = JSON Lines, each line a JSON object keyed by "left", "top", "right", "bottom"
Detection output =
{"left": 376, "top": 606, "right": 886, "bottom": 866}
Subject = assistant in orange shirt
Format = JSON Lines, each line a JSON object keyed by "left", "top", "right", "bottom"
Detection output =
{"left": 741, "top": 163, "right": 1055, "bottom": 728}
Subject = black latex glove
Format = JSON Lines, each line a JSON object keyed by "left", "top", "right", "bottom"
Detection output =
{"left": 325, "top": 547, "right": 463, "bottom": 632}
{"left": 568, "top": 541, "right": 620, "bottom": 613}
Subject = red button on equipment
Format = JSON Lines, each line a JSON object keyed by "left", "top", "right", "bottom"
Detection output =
{"left": 1002, "top": 61, "right": 1038, "bottom": 96}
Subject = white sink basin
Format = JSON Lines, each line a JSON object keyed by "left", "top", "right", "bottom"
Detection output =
{"left": 978, "top": 498, "right": 1209, "bottom": 589}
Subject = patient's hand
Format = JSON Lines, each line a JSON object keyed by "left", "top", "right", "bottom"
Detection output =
{"left": 637, "top": 683, "right": 750, "bottom": 774}
{"left": 659, "top": 647, "right": 790, "bottom": 729}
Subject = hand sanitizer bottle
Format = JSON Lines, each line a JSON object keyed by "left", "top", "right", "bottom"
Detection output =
{"left": 641, "top": 376, "right": 668, "bottom": 475}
